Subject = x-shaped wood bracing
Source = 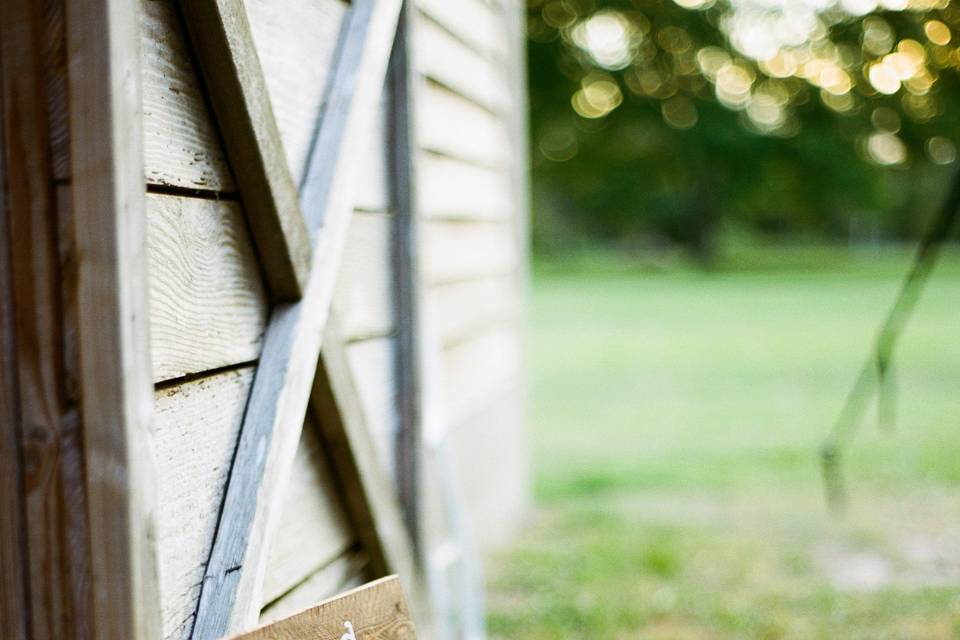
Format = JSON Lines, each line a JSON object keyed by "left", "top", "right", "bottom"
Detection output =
{"left": 173, "top": 1, "right": 428, "bottom": 637}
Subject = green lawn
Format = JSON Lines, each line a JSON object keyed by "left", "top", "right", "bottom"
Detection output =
{"left": 487, "top": 248, "right": 960, "bottom": 639}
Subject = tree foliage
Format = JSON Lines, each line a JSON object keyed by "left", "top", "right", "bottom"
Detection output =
{"left": 527, "top": 0, "right": 960, "bottom": 256}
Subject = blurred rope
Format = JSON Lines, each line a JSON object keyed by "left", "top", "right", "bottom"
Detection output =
{"left": 821, "top": 169, "right": 960, "bottom": 513}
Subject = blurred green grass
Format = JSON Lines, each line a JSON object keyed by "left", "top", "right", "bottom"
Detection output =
{"left": 487, "top": 245, "right": 960, "bottom": 639}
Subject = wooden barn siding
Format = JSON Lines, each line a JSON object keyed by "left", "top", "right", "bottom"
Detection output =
{"left": 137, "top": 1, "right": 374, "bottom": 637}
{"left": 258, "top": 84, "right": 400, "bottom": 620}
{"left": 413, "top": 0, "right": 529, "bottom": 550}
{"left": 0, "top": 0, "right": 90, "bottom": 634}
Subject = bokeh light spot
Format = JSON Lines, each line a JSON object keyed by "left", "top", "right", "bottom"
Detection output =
{"left": 924, "top": 20, "right": 951, "bottom": 46}
{"left": 571, "top": 11, "right": 635, "bottom": 71}
{"left": 926, "top": 136, "right": 956, "bottom": 164}
{"left": 866, "top": 132, "right": 907, "bottom": 165}
{"left": 661, "top": 96, "right": 699, "bottom": 130}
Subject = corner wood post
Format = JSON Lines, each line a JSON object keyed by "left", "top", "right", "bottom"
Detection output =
{"left": 66, "top": 0, "right": 163, "bottom": 638}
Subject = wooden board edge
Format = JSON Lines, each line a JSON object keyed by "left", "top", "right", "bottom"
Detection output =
{"left": 189, "top": 1, "right": 404, "bottom": 636}
{"left": 66, "top": 0, "right": 162, "bottom": 638}
{"left": 177, "top": 0, "right": 311, "bottom": 301}
{"left": 312, "top": 317, "right": 433, "bottom": 636}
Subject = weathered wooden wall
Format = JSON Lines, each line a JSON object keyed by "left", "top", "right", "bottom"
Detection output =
{"left": 141, "top": 1, "right": 380, "bottom": 636}
{"left": 1, "top": 0, "right": 528, "bottom": 636}
{"left": 413, "top": 0, "right": 530, "bottom": 551}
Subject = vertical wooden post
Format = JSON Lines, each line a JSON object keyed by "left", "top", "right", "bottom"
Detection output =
{"left": 1, "top": 1, "right": 92, "bottom": 636}
{"left": 0, "top": 35, "right": 30, "bottom": 639}
{"left": 66, "top": 0, "right": 162, "bottom": 637}
{"left": 388, "top": 0, "right": 424, "bottom": 553}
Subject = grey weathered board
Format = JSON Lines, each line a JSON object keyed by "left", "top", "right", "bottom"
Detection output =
{"left": 190, "top": 0, "right": 405, "bottom": 635}
{"left": 232, "top": 576, "right": 416, "bottom": 639}
{"left": 178, "top": 0, "right": 311, "bottom": 300}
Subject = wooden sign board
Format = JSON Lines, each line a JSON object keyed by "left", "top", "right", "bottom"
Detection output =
{"left": 229, "top": 576, "right": 417, "bottom": 640}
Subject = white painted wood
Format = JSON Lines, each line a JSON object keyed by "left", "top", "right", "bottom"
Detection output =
{"left": 421, "top": 220, "right": 518, "bottom": 285}
{"left": 333, "top": 212, "right": 397, "bottom": 341}
{"left": 312, "top": 318, "right": 432, "bottom": 634}
{"left": 425, "top": 275, "right": 518, "bottom": 347}
{"left": 352, "top": 93, "right": 392, "bottom": 213}
{"left": 244, "top": 0, "right": 349, "bottom": 184}
{"left": 141, "top": 0, "right": 235, "bottom": 192}
{"left": 415, "top": 82, "right": 510, "bottom": 168}
{"left": 417, "top": 153, "right": 511, "bottom": 221}
{"left": 153, "top": 368, "right": 255, "bottom": 640}
{"left": 439, "top": 326, "right": 521, "bottom": 428}
{"left": 261, "top": 423, "right": 354, "bottom": 606}
{"left": 415, "top": 0, "right": 508, "bottom": 61}
{"left": 413, "top": 12, "right": 510, "bottom": 114}
{"left": 346, "top": 337, "right": 400, "bottom": 477}
{"left": 147, "top": 193, "right": 267, "bottom": 383}
{"left": 445, "top": 389, "right": 527, "bottom": 551}
{"left": 259, "top": 552, "right": 366, "bottom": 625}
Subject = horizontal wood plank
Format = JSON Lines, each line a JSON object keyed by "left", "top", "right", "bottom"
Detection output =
{"left": 178, "top": 0, "right": 312, "bottom": 300}
{"left": 141, "top": 0, "right": 235, "bottom": 191}
{"left": 333, "top": 212, "right": 397, "bottom": 341}
{"left": 425, "top": 275, "right": 519, "bottom": 347}
{"left": 417, "top": 153, "right": 511, "bottom": 221}
{"left": 259, "top": 551, "right": 367, "bottom": 625}
{"left": 261, "top": 421, "right": 354, "bottom": 606}
{"left": 146, "top": 193, "right": 267, "bottom": 383}
{"left": 415, "top": 0, "right": 508, "bottom": 61}
{"left": 153, "top": 367, "right": 255, "bottom": 640}
{"left": 240, "top": 576, "right": 414, "bottom": 639}
{"left": 415, "top": 81, "right": 510, "bottom": 168}
{"left": 439, "top": 326, "right": 521, "bottom": 427}
{"left": 413, "top": 12, "right": 510, "bottom": 114}
{"left": 245, "top": 0, "right": 349, "bottom": 184}
{"left": 421, "top": 219, "right": 518, "bottom": 285}
{"left": 426, "top": 389, "right": 527, "bottom": 552}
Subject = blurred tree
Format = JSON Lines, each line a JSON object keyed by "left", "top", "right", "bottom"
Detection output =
{"left": 528, "top": 0, "right": 960, "bottom": 259}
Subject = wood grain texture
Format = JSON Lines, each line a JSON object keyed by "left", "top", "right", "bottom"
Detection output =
{"left": 261, "top": 421, "right": 354, "bottom": 606}
{"left": 190, "top": 1, "right": 404, "bottom": 634}
{"left": 235, "top": 576, "right": 415, "bottom": 640}
{"left": 417, "top": 152, "right": 511, "bottom": 221}
{"left": 141, "top": 0, "right": 234, "bottom": 192}
{"left": 66, "top": 0, "right": 163, "bottom": 636}
{"left": 146, "top": 193, "right": 267, "bottom": 383}
{"left": 421, "top": 219, "right": 518, "bottom": 285}
{"left": 3, "top": 2, "right": 91, "bottom": 637}
{"left": 244, "top": 0, "right": 349, "bottom": 184}
{"left": 0, "top": 36, "right": 30, "bottom": 637}
{"left": 43, "top": 0, "right": 70, "bottom": 182}
{"left": 415, "top": 81, "right": 510, "bottom": 168}
{"left": 311, "top": 327, "right": 431, "bottom": 632}
{"left": 153, "top": 367, "right": 255, "bottom": 640}
{"left": 260, "top": 551, "right": 367, "bottom": 625}
{"left": 178, "top": 0, "right": 311, "bottom": 300}
{"left": 333, "top": 212, "right": 397, "bottom": 341}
